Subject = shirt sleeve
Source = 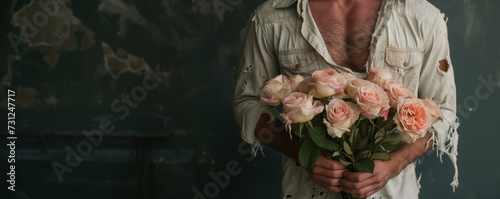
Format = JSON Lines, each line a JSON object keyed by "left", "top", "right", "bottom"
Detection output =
{"left": 418, "top": 13, "right": 460, "bottom": 191}
{"left": 233, "top": 11, "right": 280, "bottom": 156}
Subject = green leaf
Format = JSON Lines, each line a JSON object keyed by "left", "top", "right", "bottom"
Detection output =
{"left": 299, "top": 123, "right": 304, "bottom": 135}
{"left": 343, "top": 141, "right": 352, "bottom": 155}
{"left": 358, "top": 120, "right": 369, "bottom": 139}
{"left": 355, "top": 133, "right": 369, "bottom": 151}
{"left": 299, "top": 139, "right": 320, "bottom": 171}
{"left": 375, "top": 130, "right": 385, "bottom": 140}
{"left": 321, "top": 149, "right": 333, "bottom": 157}
{"left": 374, "top": 136, "right": 384, "bottom": 144}
{"left": 332, "top": 151, "right": 340, "bottom": 158}
{"left": 372, "top": 152, "right": 391, "bottom": 161}
{"left": 381, "top": 142, "right": 401, "bottom": 151}
{"left": 384, "top": 133, "right": 402, "bottom": 145}
{"left": 309, "top": 127, "right": 341, "bottom": 150}
{"left": 381, "top": 119, "right": 396, "bottom": 133}
{"left": 355, "top": 158, "right": 375, "bottom": 174}
{"left": 355, "top": 150, "right": 371, "bottom": 160}
{"left": 351, "top": 128, "right": 360, "bottom": 150}
{"left": 342, "top": 133, "right": 350, "bottom": 144}
{"left": 339, "top": 156, "right": 352, "bottom": 166}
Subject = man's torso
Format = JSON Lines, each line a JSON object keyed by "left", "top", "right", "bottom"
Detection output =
{"left": 309, "top": 0, "right": 382, "bottom": 73}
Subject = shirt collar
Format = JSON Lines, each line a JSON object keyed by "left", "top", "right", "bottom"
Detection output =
{"left": 276, "top": 0, "right": 397, "bottom": 9}
{"left": 275, "top": 0, "right": 297, "bottom": 8}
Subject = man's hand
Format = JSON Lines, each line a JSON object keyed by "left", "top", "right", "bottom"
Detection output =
{"left": 340, "top": 159, "right": 398, "bottom": 198}
{"left": 309, "top": 155, "right": 348, "bottom": 192}
{"left": 339, "top": 132, "right": 433, "bottom": 198}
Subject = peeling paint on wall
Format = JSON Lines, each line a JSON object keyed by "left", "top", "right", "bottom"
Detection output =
{"left": 43, "top": 52, "right": 59, "bottom": 69}
{"left": 77, "top": 24, "right": 96, "bottom": 51}
{"left": 102, "top": 42, "right": 150, "bottom": 79}
{"left": 16, "top": 86, "right": 36, "bottom": 107}
{"left": 11, "top": 0, "right": 95, "bottom": 51}
{"left": 98, "top": 0, "right": 166, "bottom": 44}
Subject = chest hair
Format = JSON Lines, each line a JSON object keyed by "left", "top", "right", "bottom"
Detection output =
{"left": 316, "top": 19, "right": 374, "bottom": 73}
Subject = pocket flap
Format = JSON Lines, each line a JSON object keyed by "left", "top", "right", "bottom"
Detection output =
{"left": 279, "top": 49, "right": 317, "bottom": 68}
{"left": 385, "top": 47, "right": 423, "bottom": 68}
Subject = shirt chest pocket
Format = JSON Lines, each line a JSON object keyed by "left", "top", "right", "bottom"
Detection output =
{"left": 384, "top": 47, "right": 423, "bottom": 92}
{"left": 278, "top": 49, "right": 320, "bottom": 76}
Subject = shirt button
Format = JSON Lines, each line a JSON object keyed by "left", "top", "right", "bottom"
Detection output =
{"left": 295, "top": 64, "right": 301, "bottom": 68}
{"left": 403, "top": 62, "right": 409, "bottom": 67}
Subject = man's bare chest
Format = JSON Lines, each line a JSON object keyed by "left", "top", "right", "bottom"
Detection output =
{"left": 315, "top": 19, "right": 376, "bottom": 73}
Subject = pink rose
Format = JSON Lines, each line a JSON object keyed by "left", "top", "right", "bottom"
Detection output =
{"left": 421, "top": 98, "right": 444, "bottom": 123}
{"left": 323, "top": 98, "right": 361, "bottom": 138}
{"left": 334, "top": 73, "right": 358, "bottom": 99}
{"left": 394, "top": 98, "right": 433, "bottom": 143}
{"left": 367, "top": 67, "right": 394, "bottom": 87}
{"left": 280, "top": 92, "right": 324, "bottom": 136}
{"left": 258, "top": 75, "right": 292, "bottom": 106}
{"left": 288, "top": 75, "right": 305, "bottom": 92}
{"left": 298, "top": 76, "right": 313, "bottom": 93}
{"left": 345, "top": 78, "right": 372, "bottom": 97}
{"left": 346, "top": 79, "right": 390, "bottom": 119}
{"left": 384, "top": 79, "right": 416, "bottom": 109}
{"left": 336, "top": 73, "right": 357, "bottom": 90}
{"left": 309, "top": 69, "right": 344, "bottom": 98}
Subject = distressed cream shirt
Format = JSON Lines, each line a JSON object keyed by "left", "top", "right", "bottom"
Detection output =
{"left": 233, "top": 0, "right": 459, "bottom": 198}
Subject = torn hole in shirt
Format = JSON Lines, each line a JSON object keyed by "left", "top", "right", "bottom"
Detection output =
{"left": 243, "top": 64, "right": 253, "bottom": 73}
{"left": 438, "top": 59, "right": 449, "bottom": 73}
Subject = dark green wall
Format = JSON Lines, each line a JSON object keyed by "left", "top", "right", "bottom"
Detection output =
{"left": 0, "top": 0, "right": 498, "bottom": 198}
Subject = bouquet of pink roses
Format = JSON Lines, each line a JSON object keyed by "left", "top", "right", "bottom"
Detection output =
{"left": 258, "top": 67, "right": 443, "bottom": 199}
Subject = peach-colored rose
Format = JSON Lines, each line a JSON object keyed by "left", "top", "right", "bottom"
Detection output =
{"left": 421, "top": 98, "right": 444, "bottom": 124}
{"left": 345, "top": 79, "right": 373, "bottom": 97}
{"left": 280, "top": 92, "right": 324, "bottom": 135}
{"left": 346, "top": 79, "right": 390, "bottom": 119}
{"left": 288, "top": 75, "right": 305, "bottom": 92}
{"left": 336, "top": 73, "right": 357, "bottom": 90}
{"left": 298, "top": 76, "right": 313, "bottom": 93}
{"left": 258, "top": 75, "right": 292, "bottom": 106}
{"left": 367, "top": 67, "right": 394, "bottom": 87}
{"left": 333, "top": 73, "right": 358, "bottom": 99}
{"left": 309, "top": 69, "right": 344, "bottom": 98}
{"left": 323, "top": 98, "right": 361, "bottom": 138}
{"left": 384, "top": 79, "right": 416, "bottom": 109}
{"left": 394, "top": 98, "right": 432, "bottom": 143}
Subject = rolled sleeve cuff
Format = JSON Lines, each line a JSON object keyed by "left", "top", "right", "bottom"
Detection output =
{"left": 239, "top": 101, "right": 270, "bottom": 157}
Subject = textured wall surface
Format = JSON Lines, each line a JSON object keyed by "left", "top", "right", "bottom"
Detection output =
{"left": 0, "top": 0, "right": 498, "bottom": 198}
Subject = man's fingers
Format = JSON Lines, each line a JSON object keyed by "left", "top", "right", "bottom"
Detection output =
{"left": 340, "top": 173, "right": 378, "bottom": 191}
{"left": 310, "top": 166, "right": 345, "bottom": 179}
{"left": 310, "top": 174, "right": 342, "bottom": 192}
{"left": 343, "top": 171, "right": 371, "bottom": 182}
{"left": 315, "top": 155, "right": 347, "bottom": 170}
{"left": 310, "top": 156, "right": 349, "bottom": 193}
{"left": 340, "top": 172, "right": 388, "bottom": 198}
{"left": 343, "top": 182, "right": 383, "bottom": 198}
